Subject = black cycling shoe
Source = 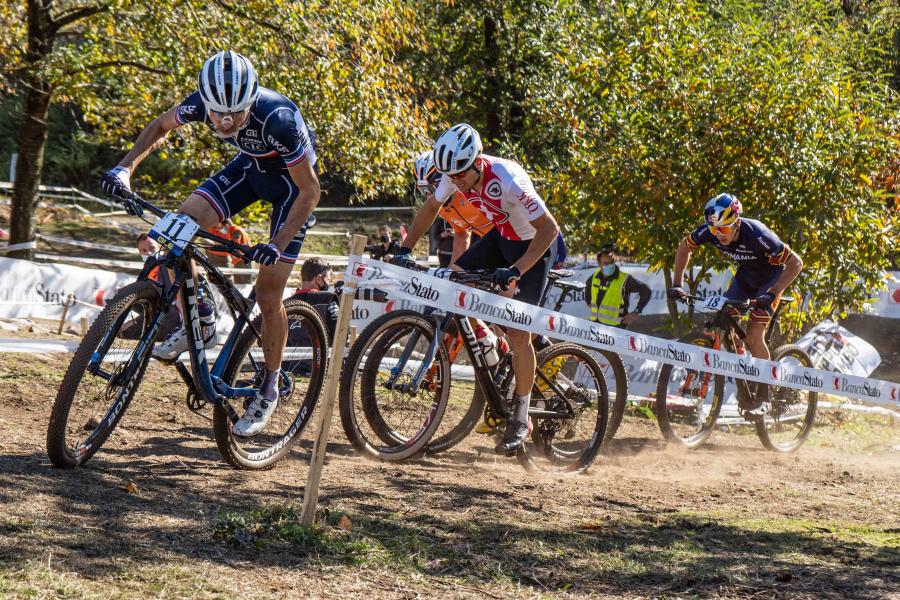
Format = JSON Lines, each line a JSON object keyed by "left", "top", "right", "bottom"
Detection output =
{"left": 495, "top": 420, "right": 529, "bottom": 455}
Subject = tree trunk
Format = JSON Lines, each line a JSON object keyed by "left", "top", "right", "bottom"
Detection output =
{"left": 662, "top": 266, "right": 684, "bottom": 338}
{"left": 482, "top": 12, "right": 501, "bottom": 143}
{"left": 8, "top": 0, "right": 54, "bottom": 261}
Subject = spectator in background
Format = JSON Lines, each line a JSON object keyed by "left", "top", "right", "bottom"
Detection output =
{"left": 430, "top": 218, "right": 455, "bottom": 267}
{"left": 293, "top": 256, "right": 338, "bottom": 340}
{"left": 584, "top": 242, "right": 650, "bottom": 328}
{"left": 206, "top": 218, "right": 251, "bottom": 283}
{"left": 129, "top": 233, "right": 180, "bottom": 339}
{"left": 366, "top": 223, "right": 401, "bottom": 261}
{"left": 136, "top": 233, "right": 161, "bottom": 282}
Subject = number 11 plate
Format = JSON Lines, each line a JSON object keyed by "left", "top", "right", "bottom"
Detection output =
{"left": 149, "top": 213, "right": 200, "bottom": 257}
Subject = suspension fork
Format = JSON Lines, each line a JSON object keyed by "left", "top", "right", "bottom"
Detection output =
{"left": 679, "top": 330, "right": 720, "bottom": 398}
{"left": 384, "top": 312, "right": 450, "bottom": 394}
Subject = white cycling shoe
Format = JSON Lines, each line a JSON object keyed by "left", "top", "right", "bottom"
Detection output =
{"left": 152, "top": 326, "right": 217, "bottom": 361}
{"left": 232, "top": 392, "right": 279, "bottom": 438}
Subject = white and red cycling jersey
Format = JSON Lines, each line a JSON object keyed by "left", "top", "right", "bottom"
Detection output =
{"left": 433, "top": 155, "right": 547, "bottom": 241}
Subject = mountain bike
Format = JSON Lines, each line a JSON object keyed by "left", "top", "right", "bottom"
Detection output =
{"left": 655, "top": 294, "right": 817, "bottom": 452}
{"left": 338, "top": 263, "right": 609, "bottom": 473}
{"left": 46, "top": 191, "right": 328, "bottom": 470}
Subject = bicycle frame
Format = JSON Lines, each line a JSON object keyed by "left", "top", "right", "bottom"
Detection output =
{"left": 87, "top": 201, "right": 311, "bottom": 424}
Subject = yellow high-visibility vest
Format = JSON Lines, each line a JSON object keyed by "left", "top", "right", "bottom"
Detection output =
{"left": 590, "top": 268, "right": 627, "bottom": 325}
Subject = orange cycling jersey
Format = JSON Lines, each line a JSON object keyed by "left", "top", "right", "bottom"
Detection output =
{"left": 438, "top": 192, "right": 494, "bottom": 237}
{"left": 206, "top": 222, "right": 251, "bottom": 257}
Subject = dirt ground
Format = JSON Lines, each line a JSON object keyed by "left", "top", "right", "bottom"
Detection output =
{"left": 0, "top": 335, "right": 898, "bottom": 599}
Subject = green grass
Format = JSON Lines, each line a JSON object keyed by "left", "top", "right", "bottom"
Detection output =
{"left": 208, "top": 504, "right": 900, "bottom": 596}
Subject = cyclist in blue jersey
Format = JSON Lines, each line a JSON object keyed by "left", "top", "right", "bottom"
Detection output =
{"left": 100, "top": 51, "right": 320, "bottom": 437}
{"left": 668, "top": 193, "right": 804, "bottom": 410}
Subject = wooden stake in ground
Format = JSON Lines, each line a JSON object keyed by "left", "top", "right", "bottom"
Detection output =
{"left": 57, "top": 294, "right": 74, "bottom": 334}
{"left": 301, "top": 234, "right": 366, "bottom": 526}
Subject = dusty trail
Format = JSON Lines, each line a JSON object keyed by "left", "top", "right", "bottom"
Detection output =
{"left": 0, "top": 352, "right": 897, "bottom": 599}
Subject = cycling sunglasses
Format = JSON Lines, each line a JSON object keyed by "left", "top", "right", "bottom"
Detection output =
{"left": 708, "top": 224, "right": 735, "bottom": 235}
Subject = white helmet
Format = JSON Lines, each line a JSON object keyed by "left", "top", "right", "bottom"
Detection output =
{"left": 432, "top": 123, "right": 482, "bottom": 175}
{"left": 413, "top": 150, "right": 440, "bottom": 192}
{"left": 198, "top": 50, "right": 259, "bottom": 113}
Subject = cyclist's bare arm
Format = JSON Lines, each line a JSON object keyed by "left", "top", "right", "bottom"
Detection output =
{"left": 511, "top": 213, "right": 559, "bottom": 274}
{"left": 672, "top": 237, "right": 692, "bottom": 286}
{"left": 450, "top": 228, "right": 470, "bottom": 262}
{"left": 271, "top": 160, "right": 321, "bottom": 251}
{"left": 400, "top": 194, "right": 441, "bottom": 251}
{"left": 117, "top": 105, "right": 183, "bottom": 172}
{"left": 767, "top": 250, "right": 803, "bottom": 295}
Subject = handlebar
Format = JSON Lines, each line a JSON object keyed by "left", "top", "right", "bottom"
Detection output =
{"left": 110, "top": 190, "right": 253, "bottom": 262}
{"left": 396, "top": 260, "right": 507, "bottom": 291}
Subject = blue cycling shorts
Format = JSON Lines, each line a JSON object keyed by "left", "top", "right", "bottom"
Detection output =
{"left": 724, "top": 266, "right": 784, "bottom": 324}
{"left": 194, "top": 155, "right": 307, "bottom": 264}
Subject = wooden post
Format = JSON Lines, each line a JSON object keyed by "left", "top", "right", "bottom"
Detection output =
{"left": 57, "top": 294, "right": 74, "bottom": 334}
{"left": 349, "top": 325, "right": 358, "bottom": 345}
{"left": 80, "top": 317, "right": 88, "bottom": 337}
{"left": 301, "top": 234, "right": 366, "bottom": 526}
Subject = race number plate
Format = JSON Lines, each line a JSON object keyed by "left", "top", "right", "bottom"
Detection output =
{"left": 148, "top": 213, "right": 200, "bottom": 257}
{"left": 700, "top": 295, "right": 728, "bottom": 313}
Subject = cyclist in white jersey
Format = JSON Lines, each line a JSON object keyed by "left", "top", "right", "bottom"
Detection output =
{"left": 394, "top": 124, "right": 560, "bottom": 454}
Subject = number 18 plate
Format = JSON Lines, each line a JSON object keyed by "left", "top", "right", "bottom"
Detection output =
{"left": 149, "top": 213, "right": 200, "bottom": 257}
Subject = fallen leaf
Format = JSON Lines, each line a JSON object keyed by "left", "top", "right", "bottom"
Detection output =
{"left": 338, "top": 515, "right": 352, "bottom": 531}
{"left": 126, "top": 482, "right": 139, "bottom": 495}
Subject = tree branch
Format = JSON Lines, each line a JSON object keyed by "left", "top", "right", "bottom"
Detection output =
{"left": 50, "top": 4, "right": 109, "bottom": 35}
{"left": 211, "top": 0, "right": 328, "bottom": 60}
{"left": 65, "top": 60, "right": 169, "bottom": 76}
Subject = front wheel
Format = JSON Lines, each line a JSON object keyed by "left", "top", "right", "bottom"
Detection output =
{"left": 212, "top": 298, "right": 328, "bottom": 470}
{"left": 518, "top": 343, "right": 609, "bottom": 474}
{"left": 46, "top": 281, "right": 159, "bottom": 468}
{"left": 339, "top": 311, "right": 451, "bottom": 461}
{"left": 655, "top": 332, "right": 724, "bottom": 448}
{"left": 754, "top": 344, "right": 817, "bottom": 452}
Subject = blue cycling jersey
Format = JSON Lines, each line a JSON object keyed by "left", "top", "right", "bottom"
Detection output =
{"left": 686, "top": 218, "right": 790, "bottom": 271}
{"left": 176, "top": 87, "right": 317, "bottom": 173}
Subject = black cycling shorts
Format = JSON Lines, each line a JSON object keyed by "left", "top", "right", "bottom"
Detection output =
{"left": 453, "top": 228, "right": 556, "bottom": 306}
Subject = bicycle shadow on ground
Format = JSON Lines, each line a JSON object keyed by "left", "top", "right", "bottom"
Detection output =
{"left": 0, "top": 443, "right": 895, "bottom": 599}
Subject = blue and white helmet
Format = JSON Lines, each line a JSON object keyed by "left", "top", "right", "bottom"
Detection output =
{"left": 198, "top": 51, "right": 259, "bottom": 113}
{"left": 433, "top": 123, "right": 482, "bottom": 175}
{"left": 704, "top": 193, "right": 742, "bottom": 227}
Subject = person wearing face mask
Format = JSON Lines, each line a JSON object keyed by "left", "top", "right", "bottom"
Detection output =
{"left": 292, "top": 257, "right": 338, "bottom": 340}
{"left": 365, "top": 224, "right": 401, "bottom": 261}
{"left": 584, "top": 242, "right": 650, "bottom": 328}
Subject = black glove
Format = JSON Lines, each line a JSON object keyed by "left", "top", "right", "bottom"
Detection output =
{"left": 389, "top": 247, "right": 416, "bottom": 268}
{"left": 491, "top": 266, "right": 521, "bottom": 290}
{"left": 100, "top": 166, "right": 131, "bottom": 198}
{"left": 121, "top": 197, "right": 144, "bottom": 217}
{"left": 755, "top": 292, "right": 776, "bottom": 310}
{"left": 667, "top": 286, "right": 687, "bottom": 300}
{"left": 248, "top": 242, "right": 281, "bottom": 266}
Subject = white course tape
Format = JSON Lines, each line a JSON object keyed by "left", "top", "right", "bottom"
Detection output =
{"left": 344, "top": 256, "right": 900, "bottom": 407}
{"left": 1, "top": 240, "right": 38, "bottom": 252}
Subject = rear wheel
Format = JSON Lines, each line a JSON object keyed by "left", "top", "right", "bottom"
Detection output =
{"left": 655, "top": 332, "right": 724, "bottom": 448}
{"left": 47, "top": 281, "right": 159, "bottom": 468}
{"left": 339, "top": 311, "right": 450, "bottom": 461}
{"left": 212, "top": 299, "right": 328, "bottom": 470}
{"left": 518, "top": 343, "right": 609, "bottom": 473}
{"left": 595, "top": 350, "right": 628, "bottom": 445}
{"left": 754, "top": 344, "right": 817, "bottom": 452}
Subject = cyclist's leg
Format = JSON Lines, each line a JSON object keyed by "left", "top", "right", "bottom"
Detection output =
{"left": 153, "top": 157, "right": 256, "bottom": 359}
{"left": 256, "top": 260, "right": 293, "bottom": 367}
{"left": 451, "top": 229, "right": 505, "bottom": 338}
{"left": 504, "top": 238, "right": 556, "bottom": 395}
{"left": 744, "top": 269, "right": 783, "bottom": 360}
